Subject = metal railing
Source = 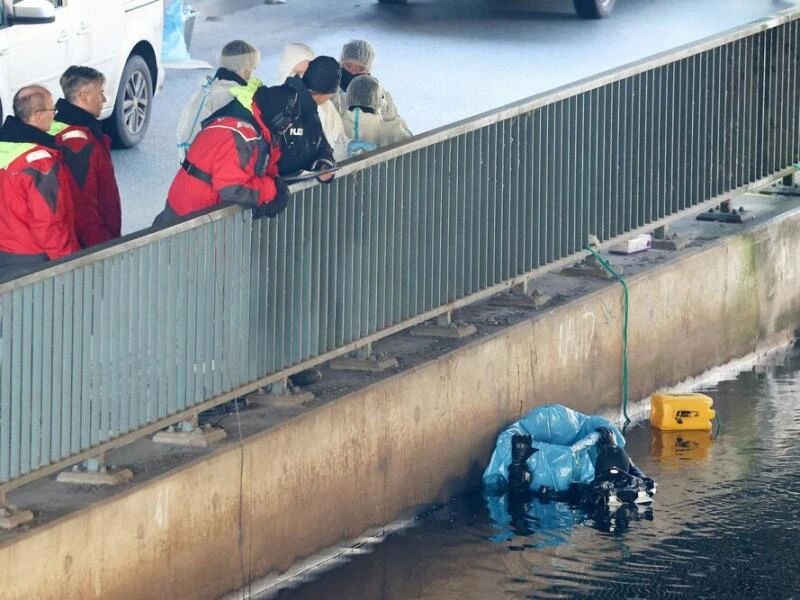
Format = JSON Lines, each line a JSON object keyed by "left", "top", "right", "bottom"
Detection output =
{"left": 2, "top": 11, "right": 799, "bottom": 492}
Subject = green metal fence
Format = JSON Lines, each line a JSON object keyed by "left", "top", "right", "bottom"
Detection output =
{"left": 2, "top": 11, "right": 799, "bottom": 491}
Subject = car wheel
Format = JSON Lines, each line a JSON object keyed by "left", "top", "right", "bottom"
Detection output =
{"left": 106, "top": 54, "right": 153, "bottom": 148}
{"left": 573, "top": 0, "right": 616, "bottom": 19}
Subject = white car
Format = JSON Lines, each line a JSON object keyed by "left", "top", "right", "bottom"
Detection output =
{"left": 0, "top": 0, "right": 164, "bottom": 147}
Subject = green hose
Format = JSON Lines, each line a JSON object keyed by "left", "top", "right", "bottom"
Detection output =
{"left": 583, "top": 246, "right": 632, "bottom": 426}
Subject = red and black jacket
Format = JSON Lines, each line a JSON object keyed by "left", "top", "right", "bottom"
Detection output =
{"left": 0, "top": 116, "right": 80, "bottom": 280}
{"left": 51, "top": 98, "right": 122, "bottom": 247}
{"left": 155, "top": 88, "right": 286, "bottom": 228}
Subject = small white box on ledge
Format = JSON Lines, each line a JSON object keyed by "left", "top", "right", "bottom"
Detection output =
{"left": 610, "top": 234, "right": 652, "bottom": 255}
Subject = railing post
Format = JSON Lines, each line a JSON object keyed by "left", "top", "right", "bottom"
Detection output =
{"left": 248, "top": 378, "right": 314, "bottom": 408}
{"left": 0, "top": 487, "right": 34, "bottom": 530}
{"left": 410, "top": 311, "right": 477, "bottom": 339}
{"left": 491, "top": 278, "right": 553, "bottom": 309}
{"left": 56, "top": 451, "right": 134, "bottom": 486}
{"left": 152, "top": 413, "right": 227, "bottom": 448}
{"left": 651, "top": 225, "right": 689, "bottom": 251}
{"left": 330, "top": 341, "right": 399, "bottom": 373}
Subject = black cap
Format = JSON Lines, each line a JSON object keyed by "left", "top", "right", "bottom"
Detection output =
{"left": 302, "top": 56, "right": 341, "bottom": 94}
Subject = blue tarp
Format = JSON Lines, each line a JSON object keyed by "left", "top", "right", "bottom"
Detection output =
{"left": 162, "top": 0, "right": 191, "bottom": 62}
{"left": 482, "top": 404, "right": 624, "bottom": 493}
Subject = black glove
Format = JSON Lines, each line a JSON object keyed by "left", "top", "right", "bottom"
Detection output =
{"left": 311, "top": 158, "right": 336, "bottom": 184}
{"left": 252, "top": 177, "right": 290, "bottom": 219}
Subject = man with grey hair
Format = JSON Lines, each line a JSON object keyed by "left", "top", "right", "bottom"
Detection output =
{"left": 52, "top": 65, "right": 122, "bottom": 247}
{"left": 176, "top": 39, "right": 261, "bottom": 162}
{"left": 0, "top": 85, "right": 80, "bottom": 281}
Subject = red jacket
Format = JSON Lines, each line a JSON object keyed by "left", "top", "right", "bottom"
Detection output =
{"left": 52, "top": 99, "right": 122, "bottom": 247}
{"left": 158, "top": 93, "right": 284, "bottom": 225}
{"left": 0, "top": 117, "right": 80, "bottom": 266}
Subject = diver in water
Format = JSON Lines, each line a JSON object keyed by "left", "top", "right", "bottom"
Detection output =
{"left": 508, "top": 433, "right": 536, "bottom": 494}
{"left": 588, "top": 427, "right": 656, "bottom": 508}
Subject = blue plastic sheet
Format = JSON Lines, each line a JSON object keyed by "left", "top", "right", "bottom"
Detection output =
{"left": 482, "top": 404, "right": 624, "bottom": 493}
{"left": 162, "top": 0, "right": 191, "bottom": 62}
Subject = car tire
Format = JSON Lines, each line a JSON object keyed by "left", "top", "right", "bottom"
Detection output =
{"left": 106, "top": 54, "right": 153, "bottom": 148}
{"left": 573, "top": 0, "right": 616, "bottom": 19}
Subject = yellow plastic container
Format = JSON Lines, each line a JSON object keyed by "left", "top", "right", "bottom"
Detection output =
{"left": 650, "top": 392, "right": 716, "bottom": 431}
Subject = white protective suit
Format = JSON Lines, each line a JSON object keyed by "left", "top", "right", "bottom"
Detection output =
{"left": 342, "top": 108, "right": 412, "bottom": 153}
{"left": 334, "top": 39, "right": 409, "bottom": 132}
{"left": 176, "top": 40, "right": 261, "bottom": 163}
{"left": 276, "top": 43, "right": 350, "bottom": 162}
{"left": 175, "top": 74, "right": 242, "bottom": 163}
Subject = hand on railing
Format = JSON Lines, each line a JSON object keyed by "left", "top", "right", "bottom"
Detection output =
{"left": 312, "top": 158, "right": 336, "bottom": 183}
{"left": 252, "top": 178, "right": 290, "bottom": 219}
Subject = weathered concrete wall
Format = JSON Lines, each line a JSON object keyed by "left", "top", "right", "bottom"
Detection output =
{"left": 2, "top": 208, "right": 800, "bottom": 600}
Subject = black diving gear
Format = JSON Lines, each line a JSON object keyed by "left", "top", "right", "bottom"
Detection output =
{"left": 508, "top": 434, "right": 536, "bottom": 494}
{"left": 586, "top": 427, "right": 656, "bottom": 508}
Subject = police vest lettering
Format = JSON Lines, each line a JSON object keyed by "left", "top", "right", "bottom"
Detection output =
{"left": 288, "top": 127, "right": 304, "bottom": 136}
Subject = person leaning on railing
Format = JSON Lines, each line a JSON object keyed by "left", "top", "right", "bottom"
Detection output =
{"left": 152, "top": 78, "right": 297, "bottom": 228}
{"left": 0, "top": 86, "right": 80, "bottom": 282}
{"left": 51, "top": 65, "right": 123, "bottom": 248}
{"left": 277, "top": 56, "right": 340, "bottom": 183}
{"left": 276, "top": 43, "right": 350, "bottom": 163}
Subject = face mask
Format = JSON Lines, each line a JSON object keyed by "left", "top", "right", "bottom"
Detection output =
{"left": 340, "top": 68, "right": 361, "bottom": 93}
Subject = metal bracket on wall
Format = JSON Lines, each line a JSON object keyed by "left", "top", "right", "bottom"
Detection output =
{"left": 56, "top": 452, "right": 134, "bottom": 486}
{"left": 152, "top": 414, "right": 227, "bottom": 448}
{"left": 490, "top": 278, "right": 553, "bottom": 309}
{"left": 696, "top": 201, "right": 756, "bottom": 224}
{"left": 651, "top": 225, "right": 689, "bottom": 251}
{"left": 410, "top": 312, "right": 477, "bottom": 339}
{"left": 0, "top": 489, "right": 34, "bottom": 530}
{"left": 329, "top": 342, "right": 399, "bottom": 373}
{"left": 248, "top": 378, "right": 315, "bottom": 409}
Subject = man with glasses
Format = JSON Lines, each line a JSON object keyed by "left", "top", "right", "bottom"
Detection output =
{"left": 51, "top": 65, "right": 122, "bottom": 247}
{"left": 0, "top": 85, "right": 79, "bottom": 282}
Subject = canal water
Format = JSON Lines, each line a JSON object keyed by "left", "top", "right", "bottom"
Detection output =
{"left": 257, "top": 346, "right": 800, "bottom": 599}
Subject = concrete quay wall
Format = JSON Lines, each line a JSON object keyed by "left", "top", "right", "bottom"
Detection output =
{"left": 2, "top": 207, "right": 800, "bottom": 600}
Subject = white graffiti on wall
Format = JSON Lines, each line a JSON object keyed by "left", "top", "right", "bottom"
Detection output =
{"left": 558, "top": 311, "right": 596, "bottom": 365}
{"left": 771, "top": 238, "right": 796, "bottom": 288}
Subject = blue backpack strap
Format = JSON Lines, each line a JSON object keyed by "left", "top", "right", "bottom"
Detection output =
{"left": 177, "top": 78, "right": 214, "bottom": 153}
{"left": 347, "top": 108, "right": 378, "bottom": 157}
{"left": 353, "top": 108, "right": 361, "bottom": 142}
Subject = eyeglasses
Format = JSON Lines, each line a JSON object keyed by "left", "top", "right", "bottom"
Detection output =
{"left": 39, "top": 108, "right": 58, "bottom": 115}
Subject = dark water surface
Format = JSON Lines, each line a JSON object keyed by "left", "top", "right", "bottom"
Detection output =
{"left": 267, "top": 348, "right": 800, "bottom": 599}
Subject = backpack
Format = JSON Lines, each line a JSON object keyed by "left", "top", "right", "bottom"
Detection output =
{"left": 346, "top": 108, "right": 378, "bottom": 157}
{"left": 176, "top": 77, "right": 215, "bottom": 162}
